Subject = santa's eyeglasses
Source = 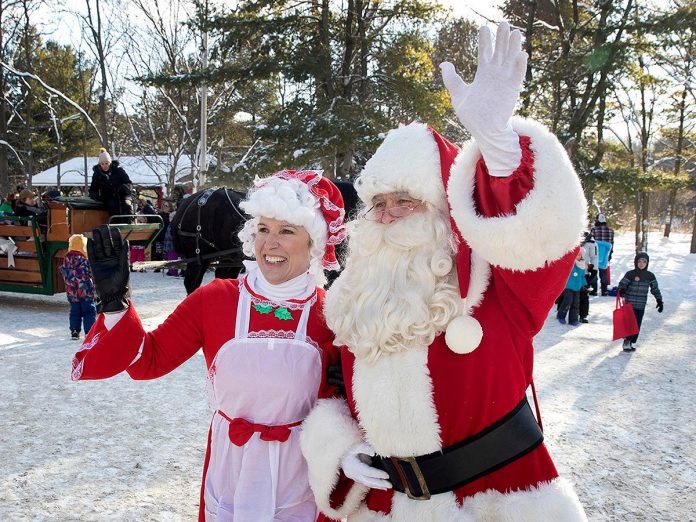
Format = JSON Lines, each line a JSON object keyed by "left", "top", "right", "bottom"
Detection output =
{"left": 364, "top": 201, "right": 423, "bottom": 221}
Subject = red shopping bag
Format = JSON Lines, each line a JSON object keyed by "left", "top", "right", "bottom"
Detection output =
{"left": 612, "top": 294, "right": 639, "bottom": 341}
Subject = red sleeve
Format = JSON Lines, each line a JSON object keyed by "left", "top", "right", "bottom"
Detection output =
{"left": 489, "top": 250, "right": 578, "bottom": 337}
{"left": 473, "top": 136, "right": 577, "bottom": 336}
{"left": 71, "top": 287, "right": 205, "bottom": 381}
{"left": 473, "top": 135, "right": 534, "bottom": 218}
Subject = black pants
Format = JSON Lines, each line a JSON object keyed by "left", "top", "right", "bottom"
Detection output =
{"left": 579, "top": 289, "right": 589, "bottom": 319}
{"left": 599, "top": 267, "right": 610, "bottom": 295}
{"left": 586, "top": 269, "right": 598, "bottom": 294}
{"left": 625, "top": 307, "right": 646, "bottom": 343}
{"left": 557, "top": 289, "right": 580, "bottom": 324}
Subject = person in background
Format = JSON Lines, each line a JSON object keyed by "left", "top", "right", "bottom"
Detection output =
{"left": 163, "top": 201, "right": 180, "bottom": 276}
{"left": 557, "top": 249, "right": 587, "bottom": 326}
{"left": 71, "top": 170, "right": 346, "bottom": 520}
{"left": 151, "top": 200, "right": 172, "bottom": 269}
{"left": 14, "top": 189, "right": 45, "bottom": 219}
{"left": 59, "top": 234, "right": 97, "bottom": 340}
{"left": 591, "top": 213, "right": 614, "bottom": 296}
{"left": 88, "top": 148, "right": 133, "bottom": 223}
{"left": 617, "top": 252, "right": 663, "bottom": 352}
{"left": 14, "top": 189, "right": 48, "bottom": 236}
{"left": 0, "top": 195, "right": 14, "bottom": 216}
{"left": 579, "top": 231, "right": 598, "bottom": 322}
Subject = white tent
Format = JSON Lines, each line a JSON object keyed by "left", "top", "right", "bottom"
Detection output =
{"left": 31, "top": 154, "right": 215, "bottom": 189}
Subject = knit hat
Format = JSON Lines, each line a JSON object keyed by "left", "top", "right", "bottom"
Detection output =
{"left": 597, "top": 213, "right": 606, "bottom": 223}
{"left": 98, "top": 148, "right": 112, "bottom": 164}
{"left": 240, "top": 170, "right": 346, "bottom": 271}
{"left": 18, "top": 188, "right": 36, "bottom": 201}
{"left": 68, "top": 234, "right": 88, "bottom": 255}
{"left": 355, "top": 122, "right": 483, "bottom": 354}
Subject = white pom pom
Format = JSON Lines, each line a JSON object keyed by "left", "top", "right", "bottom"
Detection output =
{"left": 445, "top": 314, "right": 483, "bottom": 354}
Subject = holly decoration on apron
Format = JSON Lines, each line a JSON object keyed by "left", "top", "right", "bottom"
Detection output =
{"left": 253, "top": 303, "right": 293, "bottom": 320}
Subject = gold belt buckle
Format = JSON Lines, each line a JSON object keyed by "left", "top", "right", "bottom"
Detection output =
{"left": 390, "top": 456, "right": 431, "bottom": 501}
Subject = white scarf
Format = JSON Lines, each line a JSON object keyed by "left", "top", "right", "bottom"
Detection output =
{"left": 243, "top": 260, "right": 316, "bottom": 304}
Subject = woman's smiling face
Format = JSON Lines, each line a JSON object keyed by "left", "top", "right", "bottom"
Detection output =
{"left": 254, "top": 217, "right": 312, "bottom": 285}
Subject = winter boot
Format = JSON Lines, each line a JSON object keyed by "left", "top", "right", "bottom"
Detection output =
{"left": 629, "top": 342, "right": 637, "bottom": 351}
{"left": 557, "top": 318, "right": 566, "bottom": 325}
{"left": 71, "top": 330, "right": 80, "bottom": 340}
{"left": 622, "top": 339, "right": 631, "bottom": 352}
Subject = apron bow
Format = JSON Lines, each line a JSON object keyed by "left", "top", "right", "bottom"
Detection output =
{"left": 226, "top": 416, "right": 301, "bottom": 446}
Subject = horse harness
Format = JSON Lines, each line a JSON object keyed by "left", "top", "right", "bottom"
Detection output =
{"left": 176, "top": 188, "right": 246, "bottom": 265}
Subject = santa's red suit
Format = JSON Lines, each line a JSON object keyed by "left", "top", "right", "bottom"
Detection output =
{"left": 300, "top": 119, "right": 588, "bottom": 520}
{"left": 72, "top": 270, "right": 339, "bottom": 521}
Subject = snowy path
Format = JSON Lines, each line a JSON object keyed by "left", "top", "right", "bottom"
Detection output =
{"left": 0, "top": 233, "right": 694, "bottom": 521}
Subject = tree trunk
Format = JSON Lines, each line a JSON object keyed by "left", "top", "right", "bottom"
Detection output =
{"left": 21, "top": 0, "right": 33, "bottom": 189}
{"left": 521, "top": 0, "right": 536, "bottom": 115}
{"left": 664, "top": 85, "right": 687, "bottom": 238}
{"left": 0, "top": 0, "right": 9, "bottom": 196}
{"left": 640, "top": 191, "right": 649, "bottom": 252}
{"left": 691, "top": 208, "right": 696, "bottom": 254}
{"left": 86, "top": 0, "right": 110, "bottom": 149}
{"left": 635, "top": 191, "right": 642, "bottom": 252}
{"left": 663, "top": 188, "right": 676, "bottom": 237}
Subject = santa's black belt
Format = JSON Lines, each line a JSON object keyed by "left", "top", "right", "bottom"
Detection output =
{"left": 371, "top": 397, "right": 543, "bottom": 500}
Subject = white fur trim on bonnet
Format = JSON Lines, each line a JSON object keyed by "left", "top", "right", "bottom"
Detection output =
{"left": 238, "top": 175, "right": 329, "bottom": 277}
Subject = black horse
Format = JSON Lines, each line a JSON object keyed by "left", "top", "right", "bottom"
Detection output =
{"left": 171, "top": 188, "right": 248, "bottom": 294}
{"left": 171, "top": 181, "right": 359, "bottom": 295}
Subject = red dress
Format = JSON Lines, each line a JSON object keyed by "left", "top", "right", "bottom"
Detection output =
{"left": 72, "top": 273, "right": 340, "bottom": 521}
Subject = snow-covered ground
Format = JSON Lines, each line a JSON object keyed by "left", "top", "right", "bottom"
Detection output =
{"left": 0, "top": 232, "right": 694, "bottom": 521}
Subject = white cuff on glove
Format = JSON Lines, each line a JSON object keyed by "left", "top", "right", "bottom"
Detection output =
{"left": 341, "top": 442, "right": 391, "bottom": 490}
{"left": 472, "top": 126, "right": 522, "bottom": 177}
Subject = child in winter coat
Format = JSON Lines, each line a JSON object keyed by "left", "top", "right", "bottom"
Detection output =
{"left": 579, "top": 232, "right": 598, "bottom": 322}
{"left": 59, "top": 234, "right": 97, "bottom": 340}
{"left": 557, "top": 249, "right": 586, "bottom": 326}
{"left": 617, "top": 252, "right": 663, "bottom": 351}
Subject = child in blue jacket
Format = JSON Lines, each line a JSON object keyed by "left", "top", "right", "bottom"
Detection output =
{"left": 557, "top": 250, "right": 586, "bottom": 326}
{"left": 59, "top": 234, "right": 97, "bottom": 340}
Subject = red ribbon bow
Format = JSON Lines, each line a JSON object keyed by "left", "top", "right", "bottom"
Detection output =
{"left": 226, "top": 417, "right": 301, "bottom": 447}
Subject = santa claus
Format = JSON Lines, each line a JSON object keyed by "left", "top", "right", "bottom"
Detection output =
{"left": 300, "top": 22, "right": 588, "bottom": 521}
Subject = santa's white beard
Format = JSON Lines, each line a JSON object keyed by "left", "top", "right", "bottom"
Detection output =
{"left": 325, "top": 211, "right": 462, "bottom": 362}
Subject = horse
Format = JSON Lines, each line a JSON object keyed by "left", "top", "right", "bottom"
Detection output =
{"left": 171, "top": 188, "right": 248, "bottom": 294}
{"left": 171, "top": 181, "right": 359, "bottom": 294}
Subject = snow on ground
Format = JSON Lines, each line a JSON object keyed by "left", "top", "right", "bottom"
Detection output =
{"left": 0, "top": 232, "right": 694, "bottom": 521}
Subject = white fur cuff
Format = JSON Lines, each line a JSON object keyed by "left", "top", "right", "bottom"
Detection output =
{"left": 300, "top": 397, "right": 369, "bottom": 519}
{"left": 448, "top": 117, "right": 587, "bottom": 271}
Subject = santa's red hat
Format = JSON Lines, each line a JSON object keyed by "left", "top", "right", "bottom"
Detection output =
{"left": 356, "top": 122, "right": 483, "bottom": 354}
{"left": 240, "top": 169, "right": 346, "bottom": 270}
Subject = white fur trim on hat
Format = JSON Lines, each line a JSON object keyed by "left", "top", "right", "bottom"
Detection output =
{"left": 448, "top": 117, "right": 587, "bottom": 271}
{"left": 356, "top": 122, "right": 448, "bottom": 211}
{"left": 300, "top": 398, "right": 368, "bottom": 520}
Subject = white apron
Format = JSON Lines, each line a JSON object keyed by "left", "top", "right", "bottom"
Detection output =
{"left": 204, "top": 283, "right": 322, "bottom": 521}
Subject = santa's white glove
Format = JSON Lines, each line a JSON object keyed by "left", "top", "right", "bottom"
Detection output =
{"left": 440, "top": 22, "right": 528, "bottom": 177}
{"left": 341, "top": 442, "right": 392, "bottom": 490}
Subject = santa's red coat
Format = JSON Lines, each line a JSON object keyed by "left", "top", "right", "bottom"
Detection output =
{"left": 300, "top": 118, "right": 588, "bottom": 521}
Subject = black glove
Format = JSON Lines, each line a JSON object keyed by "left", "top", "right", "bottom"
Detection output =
{"left": 587, "top": 263, "right": 594, "bottom": 271}
{"left": 656, "top": 300, "right": 663, "bottom": 313}
{"left": 88, "top": 224, "right": 131, "bottom": 313}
